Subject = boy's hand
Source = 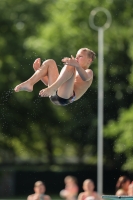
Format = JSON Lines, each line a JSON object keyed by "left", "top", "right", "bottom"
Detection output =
{"left": 62, "top": 55, "right": 79, "bottom": 68}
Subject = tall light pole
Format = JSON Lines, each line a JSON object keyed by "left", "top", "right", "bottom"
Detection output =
{"left": 89, "top": 7, "right": 112, "bottom": 195}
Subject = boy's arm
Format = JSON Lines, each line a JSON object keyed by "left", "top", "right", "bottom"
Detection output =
{"left": 78, "top": 193, "right": 83, "bottom": 200}
{"left": 62, "top": 57, "right": 93, "bottom": 81}
{"left": 27, "top": 195, "right": 32, "bottom": 200}
{"left": 75, "top": 67, "right": 93, "bottom": 81}
{"left": 44, "top": 195, "right": 51, "bottom": 200}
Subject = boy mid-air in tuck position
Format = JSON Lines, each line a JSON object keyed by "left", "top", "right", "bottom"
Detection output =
{"left": 14, "top": 48, "right": 96, "bottom": 106}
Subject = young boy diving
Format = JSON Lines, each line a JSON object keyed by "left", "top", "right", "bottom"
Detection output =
{"left": 14, "top": 48, "right": 96, "bottom": 106}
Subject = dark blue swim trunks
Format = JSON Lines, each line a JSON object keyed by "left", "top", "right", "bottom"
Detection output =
{"left": 50, "top": 91, "right": 75, "bottom": 106}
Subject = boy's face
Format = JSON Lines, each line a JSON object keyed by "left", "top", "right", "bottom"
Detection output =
{"left": 83, "top": 180, "right": 94, "bottom": 191}
{"left": 65, "top": 178, "right": 73, "bottom": 184}
{"left": 34, "top": 184, "right": 45, "bottom": 194}
{"left": 76, "top": 50, "right": 92, "bottom": 68}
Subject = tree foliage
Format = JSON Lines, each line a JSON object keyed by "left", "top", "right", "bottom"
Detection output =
{"left": 0, "top": 0, "right": 133, "bottom": 170}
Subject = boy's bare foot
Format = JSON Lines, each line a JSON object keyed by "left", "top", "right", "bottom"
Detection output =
{"left": 14, "top": 81, "right": 33, "bottom": 92}
{"left": 39, "top": 87, "right": 56, "bottom": 97}
{"left": 33, "top": 58, "right": 41, "bottom": 71}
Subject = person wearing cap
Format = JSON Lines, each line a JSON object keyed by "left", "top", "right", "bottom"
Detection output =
{"left": 27, "top": 181, "right": 51, "bottom": 200}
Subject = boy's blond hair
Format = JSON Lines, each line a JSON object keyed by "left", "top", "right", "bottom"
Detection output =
{"left": 79, "top": 48, "right": 96, "bottom": 62}
{"left": 64, "top": 176, "right": 77, "bottom": 183}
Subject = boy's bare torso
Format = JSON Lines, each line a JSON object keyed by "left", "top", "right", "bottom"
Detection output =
{"left": 73, "top": 69, "right": 93, "bottom": 101}
{"left": 42, "top": 68, "right": 93, "bottom": 100}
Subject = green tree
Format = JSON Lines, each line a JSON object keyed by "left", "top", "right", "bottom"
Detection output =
{"left": 104, "top": 105, "right": 133, "bottom": 171}
{"left": 0, "top": 0, "right": 68, "bottom": 164}
{"left": 0, "top": 0, "right": 133, "bottom": 169}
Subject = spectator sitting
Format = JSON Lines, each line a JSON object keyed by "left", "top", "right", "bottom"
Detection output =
{"left": 78, "top": 179, "right": 101, "bottom": 200}
{"left": 115, "top": 176, "right": 130, "bottom": 196}
{"left": 60, "top": 176, "right": 79, "bottom": 200}
{"left": 27, "top": 181, "right": 51, "bottom": 200}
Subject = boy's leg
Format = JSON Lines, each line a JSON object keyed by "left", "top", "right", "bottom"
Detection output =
{"left": 39, "top": 65, "right": 76, "bottom": 99}
{"left": 33, "top": 58, "right": 48, "bottom": 86}
{"left": 14, "top": 59, "right": 59, "bottom": 93}
{"left": 57, "top": 66, "right": 76, "bottom": 99}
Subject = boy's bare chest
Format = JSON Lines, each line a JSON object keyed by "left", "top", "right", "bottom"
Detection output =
{"left": 75, "top": 74, "right": 89, "bottom": 86}
{"left": 75, "top": 73, "right": 93, "bottom": 90}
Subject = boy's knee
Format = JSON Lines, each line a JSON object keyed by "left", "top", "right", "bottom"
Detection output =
{"left": 65, "top": 65, "right": 75, "bottom": 73}
{"left": 42, "top": 59, "right": 56, "bottom": 66}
